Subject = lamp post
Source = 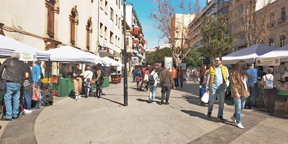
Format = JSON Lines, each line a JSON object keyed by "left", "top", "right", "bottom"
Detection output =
{"left": 123, "top": 0, "right": 128, "bottom": 106}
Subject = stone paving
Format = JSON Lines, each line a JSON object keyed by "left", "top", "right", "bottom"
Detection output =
{"left": 1, "top": 78, "right": 288, "bottom": 144}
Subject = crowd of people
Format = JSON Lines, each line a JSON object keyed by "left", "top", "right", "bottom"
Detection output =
{"left": 0, "top": 52, "right": 53, "bottom": 121}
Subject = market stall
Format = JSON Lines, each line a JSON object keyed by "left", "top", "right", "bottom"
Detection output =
{"left": 222, "top": 44, "right": 277, "bottom": 64}
{"left": 256, "top": 44, "right": 288, "bottom": 112}
{"left": 45, "top": 46, "right": 103, "bottom": 97}
{"left": 101, "top": 57, "right": 122, "bottom": 84}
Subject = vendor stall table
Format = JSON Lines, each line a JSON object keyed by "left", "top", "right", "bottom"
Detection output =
{"left": 58, "top": 78, "right": 75, "bottom": 97}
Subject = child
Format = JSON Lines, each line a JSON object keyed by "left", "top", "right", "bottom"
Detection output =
{"left": 84, "top": 78, "right": 92, "bottom": 98}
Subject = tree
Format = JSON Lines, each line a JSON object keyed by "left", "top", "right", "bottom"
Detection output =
{"left": 145, "top": 48, "right": 172, "bottom": 65}
{"left": 199, "top": 14, "right": 234, "bottom": 58}
{"left": 229, "top": 0, "right": 285, "bottom": 47}
{"left": 149, "top": 0, "right": 202, "bottom": 67}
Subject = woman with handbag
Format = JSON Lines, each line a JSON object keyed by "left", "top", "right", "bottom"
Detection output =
{"left": 31, "top": 60, "right": 42, "bottom": 109}
{"left": 230, "top": 60, "right": 250, "bottom": 129}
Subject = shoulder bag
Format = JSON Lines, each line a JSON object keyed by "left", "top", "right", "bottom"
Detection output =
{"left": 0, "top": 59, "right": 11, "bottom": 91}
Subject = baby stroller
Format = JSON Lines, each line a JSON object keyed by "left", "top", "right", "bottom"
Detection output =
{"left": 0, "top": 88, "right": 26, "bottom": 119}
{"left": 0, "top": 103, "right": 26, "bottom": 119}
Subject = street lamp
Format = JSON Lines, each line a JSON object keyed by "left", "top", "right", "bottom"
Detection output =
{"left": 123, "top": 0, "right": 128, "bottom": 106}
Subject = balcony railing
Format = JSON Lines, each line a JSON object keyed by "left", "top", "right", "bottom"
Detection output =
{"left": 278, "top": 16, "right": 288, "bottom": 25}
{"left": 267, "top": 21, "right": 276, "bottom": 28}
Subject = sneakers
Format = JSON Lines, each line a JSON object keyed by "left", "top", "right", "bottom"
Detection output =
{"left": 231, "top": 116, "right": 236, "bottom": 124}
{"left": 24, "top": 109, "right": 32, "bottom": 114}
{"left": 152, "top": 101, "right": 156, "bottom": 104}
{"left": 78, "top": 96, "right": 81, "bottom": 99}
{"left": 160, "top": 100, "right": 164, "bottom": 105}
{"left": 165, "top": 102, "right": 170, "bottom": 105}
{"left": 237, "top": 123, "right": 244, "bottom": 129}
{"left": 217, "top": 116, "right": 225, "bottom": 122}
{"left": 207, "top": 112, "right": 211, "bottom": 118}
{"left": 75, "top": 96, "right": 78, "bottom": 100}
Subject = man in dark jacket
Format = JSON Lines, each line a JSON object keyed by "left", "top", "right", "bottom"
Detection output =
{"left": 160, "top": 67, "right": 176, "bottom": 105}
{"left": 0, "top": 52, "right": 25, "bottom": 120}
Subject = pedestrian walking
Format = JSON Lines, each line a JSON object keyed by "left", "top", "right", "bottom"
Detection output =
{"left": 0, "top": 52, "right": 25, "bottom": 120}
{"left": 97, "top": 64, "right": 106, "bottom": 95}
{"left": 132, "top": 67, "right": 136, "bottom": 82}
{"left": 73, "top": 64, "right": 84, "bottom": 100}
{"left": 199, "top": 64, "right": 207, "bottom": 106}
{"left": 160, "top": 67, "right": 176, "bottom": 105}
{"left": 172, "top": 67, "right": 178, "bottom": 88}
{"left": 192, "top": 68, "right": 198, "bottom": 83}
{"left": 261, "top": 67, "right": 277, "bottom": 112}
{"left": 230, "top": 60, "right": 250, "bottom": 129}
{"left": 93, "top": 65, "right": 102, "bottom": 98}
{"left": 148, "top": 66, "right": 158, "bottom": 103}
{"left": 206, "top": 57, "right": 230, "bottom": 122}
{"left": 245, "top": 63, "right": 258, "bottom": 109}
{"left": 135, "top": 67, "right": 142, "bottom": 90}
{"left": 178, "top": 66, "right": 184, "bottom": 88}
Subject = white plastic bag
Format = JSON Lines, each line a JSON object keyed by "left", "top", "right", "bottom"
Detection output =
{"left": 144, "top": 74, "right": 149, "bottom": 82}
{"left": 201, "top": 92, "right": 209, "bottom": 103}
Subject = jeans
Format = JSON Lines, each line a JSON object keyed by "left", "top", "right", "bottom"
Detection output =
{"left": 149, "top": 85, "right": 157, "bottom": 101}
{"left": 4, "top": 83, "right": 21, "bottom": 119}
{"left": 179, "top": 77, "right": 183, "bottom": 87}
{"left": 246, "top": 83, "right": 258, "bottom": 107}
{"left": 96, "top": 84, "right": 102, "bottom": 97}
{"left": 208, "top": 87, "right": 225, "bottom": 116}
{"left": 174, "top": 78, "right": 179, "bottom": 87}
{"left": 233, "top": 96, "right": 246, "bottom": 123}
{"left": 24, "top": 83, "right": 33, "bottom": 110}
{"left": 133, "top": 74, "right": 136, "bottom": 82}
{"left": 264, "top": 88, "right": 277, "bottom": 109}
{"left": 161, "top": 86, "right": 171, "bottom": 102}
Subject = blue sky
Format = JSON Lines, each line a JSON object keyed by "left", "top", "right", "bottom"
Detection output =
{"left": 125, "top": 0, "right": 207, "bottom": 49}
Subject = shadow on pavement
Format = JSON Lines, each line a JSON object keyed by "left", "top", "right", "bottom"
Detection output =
{"left": 101, "top": 97, "right": 123, "bottom": 106}
{"left": 181, "top": 110, "right": 236, "bottom": 126}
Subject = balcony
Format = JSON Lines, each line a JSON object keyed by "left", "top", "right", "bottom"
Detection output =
{"left": 267, "top": 21, "right": 276, "bottom": 28}
{"left": 278, "top": 16, "right": 288, "bottom": 25}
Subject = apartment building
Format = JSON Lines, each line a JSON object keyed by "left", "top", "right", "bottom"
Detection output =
{"left": 171, "top": 13, "right": 195, "bottom": 49}
{"left": 98, "top": 0, "right": 122, "bottom": 59}
{"left": 122, "top": 4, "right": 146, "bottom": 67}
{"left": 256, "top": 0, "right": 287, "bottom": 48}
{"left": 188, "top": 0, "right": 229, "bottom": 50}
{"left": 0, "top": 0, "right": 99, "bottom": 76}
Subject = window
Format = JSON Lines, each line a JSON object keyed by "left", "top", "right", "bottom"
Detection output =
{"left": 118, "top": 38, "right": 120, "bottom": 47}
{"left": 100, "top": 23, "right": 103, "bottom": 36}
{"left": 119, "top": 0, "right": 121, "bottom": 9}
{"left": 86, "top": 18, "right": 92, "bottom": 51}
{"left": 270, "top": 13, "right": 274, "bottom": 20}
{"left": 116, "top": 15, "right": 118, "bottom": 26}
{"left": 104, "top": 26, "right": 107, "bottom": 39}
{"left": 115, "top": 36, "right": 117, "bottom": 46}
{"left": 110, "top": 31, "right": 114, "bottom": 43}
{"left": 126, "top": 38, "right": 129, "bottom": 46}
{"left": 269, "top": 38, "right": 274, "bottom": 46}
{"left": 280, "top": 35, "right": 286, "bottom": 47}
{"left": 46, "top": 0, "right": 56, "bottom": 38}
{"left": 70, "top": 6, "right": 78, "bottom": 46}
{"left": 281, "top": 7, "right": 286, "bottom": 19}
{"left": 110, "top": 8, "right": 114, "bottom": 20}
{"left": 105, "top": 1, "right": 108, "bottom": 14}
{"left": 116, "top": 0, "right": 118, "bottom": 6}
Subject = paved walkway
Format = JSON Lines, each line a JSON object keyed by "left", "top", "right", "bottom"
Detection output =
{"left": 1, "top": 78, "right": 288, "bottom": 144}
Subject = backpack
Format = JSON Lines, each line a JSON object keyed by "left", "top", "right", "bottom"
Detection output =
{"left": 148, "top": 73, "right": 156, "bottom": 85}
{"left": 96, "top": 70, "right": 104, "bottom": 85}
{"left": 264, "top": 75, "right": 273, "bottom": 89}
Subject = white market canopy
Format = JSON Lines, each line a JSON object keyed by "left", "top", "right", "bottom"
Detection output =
{"left": 222, "top": 44, "right": 277, "bottom": 64}
{"left": 45, "top": 46, "right": 98, "bottom": 63}
{"left": 257, "top": 44, "right": 288, "bottom": 60}
{"left": 0, "top": 35, "right": 50, "bottom": 60}
{"left": 102, "top": 57, "right": 122, "bottom": 67}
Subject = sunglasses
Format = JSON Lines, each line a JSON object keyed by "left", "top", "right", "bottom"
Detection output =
{"left": 214, "top": 60, "right": 219, "bottom": 62}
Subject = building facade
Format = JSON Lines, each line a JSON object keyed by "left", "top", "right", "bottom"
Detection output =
{"left": 0, "top": 0, "right": 100, "bottom": 76}
{"left": 122, "top": 4, "right": 146, "bottom": 68}
{"left": 98, "top": 0, "right": 122, "bottom": 59}
{"left": 171, "top": 13, "right": 195, "bottom": 49}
